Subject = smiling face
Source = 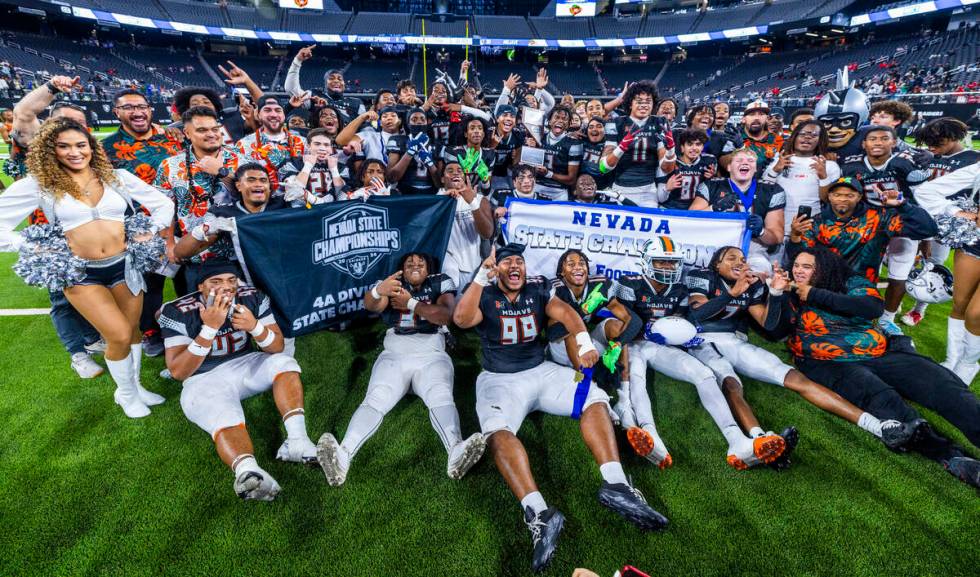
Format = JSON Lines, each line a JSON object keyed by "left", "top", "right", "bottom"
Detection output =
{"left": 743, "top": 110, "right": 768, "bottom": 137}
{"left": 713, "top": 103, "right": 730, "bottom": 128}
{"left": 587, "top": 118, "right": 605, "bottom": 143}
{"left": 657, "top": 100, "right": 676, "bottom": 122}
{"left": 691, "top": 108, "right": 714, "bottom": 130}
{"left": 326, "top": 72, "right": 345, "bottom": 93}
{"left": 586, "top": 99, "right": 604, "bottom": 119}
{"left": 729, "top": 151, "right": 757, "bottom": 182}
{"left": 398, "top": 86, "right": 417, "bottom": 105}
{"left": 318, "top": 108, "right": 339, "bottom": 134}
{"left": 716, "top": 248, "right": 747, "bottom": 282}
{"left": 236, "top": 169, "right": 271, "bottom": 209}
{"left": 792, "top": 252, "right": 816, "bottom": 285}
{"left": 188, "top": 94, "right": 217, "bottom": 111}
{"left": 681, "top": 139, "right": 704, "bottom": 162}
{"left": 184, "top": 114, "right": 223, "bottom": 155}
{"left": 630, "top": 91, "right": 654, "bottom": 120}
{"left": 862, "top": 129, "right": 894, "bottom": 160}
{"left": 401, "top": 254, "right": 429, "bottom": 287}
{"left": 442, "top": 162, "right": 465, "bottom": 190}
{"left": 549, "top": 109, "right": 570, "bottom": 136}
{"left": 560, "top": 252, "right": 589, "bottom": 288}
{"left": 827, "top": 185, "right": 861, "bottom": 217}
{"left": 199, "top": 273, "right": 239, "bottom": 300}
{"left": 574, "top": 175, "right": 597, "bottom": 202}
{"left": 377, "top": 92, "right": 396, "bottom": 110}
{"left": 496, "top": 255, "right": 526, "bottom": 291}
{"left": 114, "top": 94, "right": 152, "bottom": 135}
{"left": 431, "top": 82, "right": 448, "bottom": 105}
{"left": 55, "top": 129, "right": 92, "bottom": 173}
{"left": 258, "top": 102, "right": 285, "bottom": 133}
{"left": 820, "top": 113, "right": 858, "bottom": 149}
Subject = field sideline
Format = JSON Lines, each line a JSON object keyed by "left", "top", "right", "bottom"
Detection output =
{"left": 0, "top": 141, "right": 978, "bottom": 576}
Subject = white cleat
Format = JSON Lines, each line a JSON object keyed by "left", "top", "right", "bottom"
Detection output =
{"left": 234, "top": 467, "right": 281, "bottom": 501}
{"left": 316, "top": 433, "right": 350, "bottom": 486}
{"left": 277, "top": 437, "right": 318, "bottom": 466}
{"left": 70, "top": 352, "right": 104, "bottom": 379}
{"left": 447, "top": 433, "right": 486, "bottom": 480}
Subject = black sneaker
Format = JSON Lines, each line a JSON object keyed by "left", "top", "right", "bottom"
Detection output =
{"left": 880, "top": 418, "right": 925, "bottom": 451}
{"left": 524, "top": 506, "right": 565, "bottom": 574}
{"left": 944, "top": 457, "right": 980, "bottom": 490}
{"left": 597, "top": 481, "right": 669, "bottom": 531}
{"left": 141, "top": 330, "right": 164, "bottom": 357}
{"left": 767, "top": 426, "right": 799, "bottom": 471}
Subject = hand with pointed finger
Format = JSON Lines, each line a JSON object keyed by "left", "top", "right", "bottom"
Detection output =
{"left": 296, "top": 44, "right": 315, "bottom": 62}
{"left": 376, "top": 271, "right": 403, "bottom": 297}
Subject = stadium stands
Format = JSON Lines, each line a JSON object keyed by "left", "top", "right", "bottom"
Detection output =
{"left": 345, "top": 58, "right": 412, "bottom": 93}
{"left": 158, "top": 0, "right": 230, "bottom": 27}
{"left": 282, "top": 10, "right": 352, "bottom": 33}
{"left": 346, "top": 12, "right": 413, "bottom": 36}
{"left": 473, "top": 15, "right": 535, "bottom": 39}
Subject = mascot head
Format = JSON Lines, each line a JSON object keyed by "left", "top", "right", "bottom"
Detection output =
{"left": 814, "top": 69, "right": 869, "bottom": 150}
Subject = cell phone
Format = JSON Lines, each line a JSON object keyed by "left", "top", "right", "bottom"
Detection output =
{"left": 797, "top": 205, "right": 812, "bottom": 220}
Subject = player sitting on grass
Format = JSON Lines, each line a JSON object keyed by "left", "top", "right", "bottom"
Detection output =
{"left": 316, "top": 252, "right": 486, "bottom": 486}
{"left": 159, "top": 260, "right": 324, "bottom": 501}
{"left": 685, "top": 246, "right": 918, "bottom": 467}
{"left": 615, "top": 236, "right": 790, "bottom": 470}
{"left": 453, "top": 242, "right": 667, "bottom": 574}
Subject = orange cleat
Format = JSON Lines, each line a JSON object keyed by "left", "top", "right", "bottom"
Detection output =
{"left": 627, "top": 427, "right": 673, "bottom": 469}
{"left": 727, "top": 434, "right": 786, "bottom": 470}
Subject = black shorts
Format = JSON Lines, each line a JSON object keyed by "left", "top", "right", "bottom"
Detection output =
{"left": 76, "top": 253, "right": 127, "bottom": 288}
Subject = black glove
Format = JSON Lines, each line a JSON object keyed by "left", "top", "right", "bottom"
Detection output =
{"left": 747, "top": 214, "right": 765, "bottom": 237}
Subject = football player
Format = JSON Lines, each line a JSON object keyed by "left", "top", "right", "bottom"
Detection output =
{"left": 280, "top": 128, "right": 347, "bottom": 205}
{"left": 159, "top": 261, "right": 323, "bottom": 501}
{"left": 316, "top": 253, "right": 486, "bottom": 486}
{"left": 489, "top": 104, "right": 525, "bottom": 193}
{"left": 533, "top": 106, "right": 583, "bottom": 201}
{"left": 443, "top": 116, "right": 496, "bottom": 194}
{"left": 686, "top": 246, "right": 918, "bottom": 459}
{"left": 387, "top": 108, "right": 440, "bottom": 196}
{"left": 601, "top": 80, "right": 677, "bottom": 206}
{"left": 840, "top": 125, "right": 931, "bottom": 334}
{"left": 615, "top": 237, "right": 789, "bottom": 470}
{"left": 659, "top": 128, "right": 717, "bottom": 210}
{"left": 453, "top": 243, "right": 668, "bottom": 574}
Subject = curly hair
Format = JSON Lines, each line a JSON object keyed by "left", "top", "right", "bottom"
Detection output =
{"left": 556, "top": 248, "right": 590, "bottom": 279}
{"left": 26, "top": 118, "right": 117, "bottom": 200}
{"left": 707, "top": 246, "right": 741, "bottom": 275}
{"left": 915, "top": 117, "right": 968, "bottom": 148}
{"left": 869, "top": 100, "right": 913, "bottom": 124}
{"left": 782, "top": 119, "right": 828, "bottom": 157}
{"left": 623, "top": 80, "right": 659, "bottom": 115}
{"left": 795, "top": 245, "right": 854, "bottom": 293}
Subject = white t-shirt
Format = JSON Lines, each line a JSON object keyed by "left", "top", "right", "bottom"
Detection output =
{"left": 437, "top": 189, "right": 484, "bottom": 274}
{"left": 765, "top": 154, "right": 840, "bottom": 236}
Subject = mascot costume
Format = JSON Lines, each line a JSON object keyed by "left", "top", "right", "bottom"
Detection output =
{"left": 813, "top": 69, "right": 869, "bottom": 162}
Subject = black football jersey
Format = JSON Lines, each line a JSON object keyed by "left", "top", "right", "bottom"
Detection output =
{"left": 580, "top": 139, "right": 614, "bottom": 190}
{"left": 604, "top": 116, "right": 667, "bottom": 188}
{"left": 841, "top": 153, "right": 930, "bottom": 206}
{"left": 476, "top": 276, "right": 552, "bottom": 373}
{"left": 380, "top": 273, "right": 455, "bottom": 335}
{"left": 613, "top": 274, "right": 689, "bottom": 325}
{"left": 685, "top": 268, "right": 767, "bottom": 334}
{"left": 492, "top": 129, "right": 525, "bottom": 178}
{"left": 538, "top": 134, "right": 584, "bottom": 190}
{"left": 427, "top": 109, "right": 452, "bottom": 146}
{"left": 661, "top": 154, "right": 717, "bottom": 210}
{"left": 279, "top": 160, "right": 341, "bottom": 204}
{"left": 442, "top": 146, "right": 497, "bottom": 189}
{"left": 704, "top": 129, "right": 738, "bottom": 161}
{"left": 324, "top": 93, "right": 365, "bottom": 125}
{"left": 546, "top": 275, "right": 615, "bottom": 342}
{"left": 923, "top": 149, "right": 980, "bottom": 200}
{"left": 390, "top": 134, "right": 437, "bottom": 195}
{"left": 704, "top": 179, "right": 786, "bottom": 219}
{"left": 158, "top": 286, "right": 273, "bottom": 377}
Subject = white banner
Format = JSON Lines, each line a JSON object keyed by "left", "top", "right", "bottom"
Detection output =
{"left": 503, "top": 199, "right": 751, "bottom": 280}
{"left": 556, "top": 0, "right": 597, "bottom": 17}
{"left": 278, "top": 0, "right": 324, "bottom": 9}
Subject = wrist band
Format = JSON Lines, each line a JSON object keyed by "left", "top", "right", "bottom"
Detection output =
{"left": 188, "top": 341, "right": 210, "bottom": 356}
{"left": 473, "top": 267, "right": 491, "bottom": 287}
{"left": 199, "top": 325, "right": 218, "bottom": 340}
{"left": 45, "top": 81, "right": 60, "bottom": 94}
{"left": 255, "top": 329, "right": 276, "bottom": 348}
{"left": 575, "top": 331, "right": 597, "bottom": 357}
{"left": 371, "top": 285, "right": 382, "bottom": 300}
{"left": 769, "top": 286, "right": 784, "bottom": 297}
{"left": 612, "top": 147, "right": 625, "bottom": 159}
{"left": 248, "top": 323, "right": 265, "bottom": 337}
{"left": 545, "top": 170, "right": 554, "bottom": 179}
{"left": 468, "top": 196, "right": 482, "bottom": 211}
{"left": 406, "top": 298, "right": 419, "bottom": 314}
{"left": 330, "top": 167, "right": 342, "bottom": 179}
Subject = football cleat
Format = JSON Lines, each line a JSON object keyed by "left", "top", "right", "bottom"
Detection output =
{"left": 626, "top": 426, "right": 672, "bottom": 469}
{"left": 234, "top": 467, "right": 281, "bottom": 501}
{"left": 277, "top": 437, "right": 319, "bottom": 466}
{"left": 316, "top": 433, "right": 351, "bottom": 486}
{"left": 900, "top": 310, "right": 923, "bottom": 326}
{"left": 944, "top": 457, "right": 980, "bottom": 490}
{"left": 880, "top": 418, "right": 925, "bottom": 451}
{"left": 141, "top": 330, "right": 165, "bottom": 357}
{"left": 727, "top": 434, "right": 786, "bottom": 470}
{"left": 447, "top": 433, "right": 486, "bottom": 480}
{"left": 70, "top": 352, "right": 104, "bottom": 379}
{"left": 597, "top": 481, "right": 669, "bottom": 531}
{"left": 524, "top": 506, "right": 565, "bottom": 574}
{"left": 767, "top": 427, "right": 799, "bottom": 471}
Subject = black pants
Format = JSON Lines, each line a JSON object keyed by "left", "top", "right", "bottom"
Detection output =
{"left": 796, "top": 343, "right": 980, "bottom": 462}
{"left": 139, "top": 269, "right": 189, "bottom": 334}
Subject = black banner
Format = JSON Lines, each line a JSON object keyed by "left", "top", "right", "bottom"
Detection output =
{"left": 235, "top": 196, "right": 457, "bottom": 337}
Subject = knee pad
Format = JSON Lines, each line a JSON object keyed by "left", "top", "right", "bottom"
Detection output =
{"left": 364, "top": 383, "right": 402, "bottom": 415}
{"left": 420, "top": 381, "right": 455, "bottom": 409}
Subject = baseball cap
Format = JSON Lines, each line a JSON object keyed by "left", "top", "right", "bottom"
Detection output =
{"left": 744, "top": 99, "right": 770, "bottom": 114}
{"left": 828, "top": 176, "right": 863, "bottom": 195}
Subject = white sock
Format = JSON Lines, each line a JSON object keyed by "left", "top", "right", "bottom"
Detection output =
{"left": 880, "top": 309, "right": 897, "bottom": 323}
{"left": 521, "top": 491, "right": 547, "bottom": 516}
{"left": 945, "top": 318, "right": 966, "bottom": 366}
{"left": 962, "top": 330, "right": 980, "bottom": 366}
{"left": 283, "top": 411, "right": 309, "bottom": 441}
{"left": 749, "top": 426, "right": 765, "bottom": 438}
{"left": 233, "top": 454, "right": 260, "bottom": 477}
{"left": 913, "top": 301, "right": 927, "bottom": 314}
{"left": 721, "top": 425, "right": 748, "bottom": 447}
{"left": 340, "top": 404, "right": 385, "bottom": 458}
{"left": 599, "top": 461, "right": 628, "bottom": 485}
{"left": 857, "top": 412, "right": 883, "bottom": 438}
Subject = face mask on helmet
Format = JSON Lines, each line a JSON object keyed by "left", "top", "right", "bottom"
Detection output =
{"left": 905, "top": 262, "right": 953, "bottom": 304}
{"left": 638, "top": 238, "right": 684, "bottom": 287}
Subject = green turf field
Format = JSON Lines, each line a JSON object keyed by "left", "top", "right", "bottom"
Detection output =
{"left": 0, "top": 141, "right": 978, "bottom": 577}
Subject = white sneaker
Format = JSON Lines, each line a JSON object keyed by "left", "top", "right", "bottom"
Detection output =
{"left": 447, "top": 433, "right": 486, "bottom": 480}
{"left": 159, "top": 368, "right": 173, "bottom": 380}
{"left": 70, "top": 352, "right": 104, "bottom": 379}
{"left": 953, "top": 361, "right": 979, "bottom": 386}
{"left": 234, "top": 467, "right": 281, "bottom": 501}
{"left": 277, "top": 437, "right": 318, "bottom": 465}
{"left": 84, "top": 339, "right": 107, "bottom": 354}
{"left": 613, "top": 397, "right": 637, "bottom": 429}
{"left": 316, "top": 433, "right": 351, "bottom": 486}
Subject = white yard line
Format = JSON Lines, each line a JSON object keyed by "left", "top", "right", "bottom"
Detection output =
{"left": 0, "top": 308, "right": 51, "bottom": 316}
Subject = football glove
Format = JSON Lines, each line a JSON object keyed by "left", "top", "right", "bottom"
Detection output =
{"left": 747, "top": 214, "right": 765, "bottom": 237}
{"left": 618, "top": 127, "right": 638, "bottom": 152}
{"left": 581, "top": 283, "right": 609, "bottom": 315}
{"left": 602, "top": 341, "right": 623, "bottom": 373}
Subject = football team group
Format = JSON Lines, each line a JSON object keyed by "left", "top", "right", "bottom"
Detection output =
{"left": 0, "top": 48, "right": 978, "bottom": 573}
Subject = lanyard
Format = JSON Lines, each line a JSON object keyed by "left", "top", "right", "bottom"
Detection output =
{"left": 729, "top": 178, "right": 757, "bottom": 212}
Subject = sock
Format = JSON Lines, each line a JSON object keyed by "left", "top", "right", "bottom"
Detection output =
{"left": 880, "top": 309, "right": 897, "bottom": 323}
{"left": 749, "top": 427, "right": 765, "bottom": 438}
{"left": 961, "top": 330, "right": 980, "bottom": 366}
{"left": 340, "top": 404, "right": 385, "bottom": 459}
{"left": 599, "top": 461, "right": 628, "bottom": 485}
{"left": 721, "top": 425, "right": 748, "bottom": 448}
{"left": 857, "top": 412, "right": 883, "bottom": 438}
{"left": 233, "top": 454, "right": 260, "bottom": 477}
{"left": 283, "top": 411, "right": 308, "bottom": 440}
{"left": 692, "top": 376, "right": 742, "bottom": 440}
{"left": 130, "top": 344, "right": 142, "bottom": 385}
{"left": 429, "top": 404, "right": 463, "bottom": 452}
{"left": 945, "top": 318, "right": 966, "bottom": 366}
{"left": 520, "top": 491, "right": 547, "bottom": 516}
{"left": 913, "top": 301, "right": 928, "bottom": 315}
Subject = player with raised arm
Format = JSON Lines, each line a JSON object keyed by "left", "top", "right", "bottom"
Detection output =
{"left": 453, "top": 243, "right": 667, "bottom": 574}
{"left": 316, "top": 253, "right": 485, "bottom": 486}
{"left": 159, "top": 261, "right": 324, "bottom": 501}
